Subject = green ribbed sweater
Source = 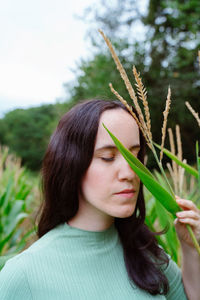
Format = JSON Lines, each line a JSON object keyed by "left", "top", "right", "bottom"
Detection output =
{"left": 0, "top": 223, "right": 187, "bottom": 299}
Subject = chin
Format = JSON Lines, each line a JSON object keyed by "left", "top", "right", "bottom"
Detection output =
{"left": 115, "top": 204, "right": 136, "bottom": 218}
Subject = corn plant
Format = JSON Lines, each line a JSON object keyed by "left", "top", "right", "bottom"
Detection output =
{"left": 0, "top": 146, "right": 39, "bottom": 270}
{"left": 144, "top": 168, "right": 199, "bottom": 265}
{"left": 99, "top": 29, "right": 200, "bottom": 256}
{"left": 144, "top": 184, "right": 180, "bottom": 265}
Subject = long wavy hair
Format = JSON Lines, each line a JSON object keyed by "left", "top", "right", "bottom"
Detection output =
{"left": 36, "top": 99, "right": 169, "bottom": 295}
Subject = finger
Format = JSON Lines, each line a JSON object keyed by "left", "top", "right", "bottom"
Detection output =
{"left": 174, "top": 218, "right": 178, "bottom": 225}
{"left": 176, "top": 197, "right": 200, "bottom": 213}
{"left": 176, "top": 218, "right": 199, "bottom": 227}
{"left": 174, "top": 218, "right": 181, "bottom": 228}
{"left": 176, "top": 210, "right": 200, "bottom": 220}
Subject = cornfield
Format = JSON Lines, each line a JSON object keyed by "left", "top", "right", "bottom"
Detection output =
{"left": 0, "top": 146, "right": 40, "bottom": 270}
{"left": 0, "top": 33, "right": 199, "bottom": 268}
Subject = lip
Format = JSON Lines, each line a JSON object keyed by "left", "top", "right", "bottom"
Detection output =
{"left": 114, "top": 189, "right": 136, "bottom": 199}
{"left": 115, "top": 189, "right": 136, "bottom": 194}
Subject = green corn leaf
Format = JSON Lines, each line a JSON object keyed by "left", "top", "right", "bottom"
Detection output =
{"left": 154, "top": 142, "right": 198, "bottom": 178}
{"left": 5, "top": 227, "right": 36, "bottom": 255}
{"left": 132, "top": 163, "right": 180, "bottom": 216}
{"left": 154, "top": 170, "right": 170, "bottom": 191}
{"left": 0, "top": 231, "right": 13, "bottom": 254}
{"left": 145, "top": 202, "right": 173, "bottom": 255}
{"left": 15, "top": 228, "right": 36, "bottom": 252}
{"left": 103, "top": 124, "right": 154, "bottom": 179}
{"left": 187, "top": 186, "right": 199, "bottom": 204}
{"left": 196, "top": 141, "right": 200, "bottom": 189}
{"left": 104, "top": 126, "right": 180, "bottom": 217}
{"left": 0, "top": 177, "right": 13, "bottom": 208}
{"left": 145, "top": 197, "right": 157, "bottom": 226}
{"left": 5, "top": 212, "right": 28, "bottom": 238}
{"left": 155, "top": 200, "right": 178, "bottom": 263}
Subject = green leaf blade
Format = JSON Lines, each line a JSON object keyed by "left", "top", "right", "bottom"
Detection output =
{"left": 126, "top": 159, "right": 180, "bottom": 216}
{"left": 154, "top": 142, "right": 198, "bottom": 178}
{"left": 196, "top": 141, "right": 200, "bottom": 189}
{"left": 103, "top": 125, "right": 180, "bottom": 217}
{"left": 103, "top": 124, "right": 154, "bottom": 178}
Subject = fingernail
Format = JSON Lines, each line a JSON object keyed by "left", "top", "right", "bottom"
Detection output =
{"left": 176, "top": 199, "right": 182, "bottom": 203}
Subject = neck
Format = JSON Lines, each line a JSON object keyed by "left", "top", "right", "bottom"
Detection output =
{"left": 68, "top": 200, "right": 114, "bottom": 232}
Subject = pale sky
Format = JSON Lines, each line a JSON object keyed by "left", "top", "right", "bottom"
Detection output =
{"left": 0, "top": 0, "right": 96, "bottom": 116}
{"left": 0, "top": 0, "right": 147, "bottom": 117}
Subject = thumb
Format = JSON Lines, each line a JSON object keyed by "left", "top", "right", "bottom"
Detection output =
{"left": 174, "top": 218, "right": 179, "bottom": 227}
{"left": 174, "top": 218, "right": 182, "bottom": 237}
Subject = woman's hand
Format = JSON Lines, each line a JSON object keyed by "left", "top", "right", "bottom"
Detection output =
{"left": 174, "top": 196, "right": 200, "bottom": 248}
{"left": 175, "top": 197, "right": 200, "bottom": 300}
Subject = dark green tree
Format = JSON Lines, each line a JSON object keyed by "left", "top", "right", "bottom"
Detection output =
{"left": 65, "top": 42, "right": 146, "bottom": 103}
{"left": 65, "top": 0, "right": 200, "bottom": 165}
{"left": 1, "top": 105, "right": 57, "bottom": 170}
{"left": 0, "top": 100, "right": 77, "bottom": 171}
{"left": 142, "top": 0, "right": 200, "bottom": 155}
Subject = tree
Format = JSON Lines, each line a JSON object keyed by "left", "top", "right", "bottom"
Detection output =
{"left": 65, "top": 42, "right": 146, "bottom": 103}
{"left": 65, "top": 0, "right": 200, "bottom": 166}
{"left": 1, "top": 105, "right": 57, "bottom": 170}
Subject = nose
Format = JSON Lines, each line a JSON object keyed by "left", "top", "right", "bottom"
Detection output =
{"left": 117, "top": 157, "right": 136, "bottom": 182}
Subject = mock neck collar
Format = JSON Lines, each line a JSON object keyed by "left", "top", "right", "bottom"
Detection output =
{"left": 54, "top": 222, "right": 118, "bottom": 247}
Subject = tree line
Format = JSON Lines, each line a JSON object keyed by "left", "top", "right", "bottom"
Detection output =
{"left": 0, "top": 0, "right": 199, "bottom": 171}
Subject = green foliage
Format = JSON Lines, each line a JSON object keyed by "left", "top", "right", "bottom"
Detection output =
{"left": 0, "top": 103, "right": 67, "bottom": 171}
{"left": 104, "top": 124, "right": 181, "bottom": 215}
{"left": 196, "top": 142, "right": 200, "bottom": 189}
{"left": 1, "top": 105, "right": 55, "bottom": 170}
{"left": 145, "top": 164, "right": 200, "bottom": 265}
{"left": 154, "top": 142, "right": 199, "bottom": 178}
{"left": 66, "top": 0, "right": 200, "bottom": 167}
{"left": 102, "top": 124, "right": 153, "bottom": 177}
{"left": 0, "top": 102, "right": 76, "bottom": 171}
{"left": 65, "top": 42, "right": 146, "bottom": 104}
{"left": 0, "top": 147, "right": 39, "bottom": 270}
{"left": 144, "top": 186, "right": 180, "bottom": 264}
{"left": 143, "top": 0, "right": 200, "bottom": 157}
{"left": 103, "top": 119, "right": 200, "bottom": 256}
{"left": 1, "top": 1, "right": 198, "bottom": 171}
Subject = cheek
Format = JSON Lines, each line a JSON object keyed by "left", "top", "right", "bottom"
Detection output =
{"left": 81, "top": 162, "right": 108, "bottom": 195}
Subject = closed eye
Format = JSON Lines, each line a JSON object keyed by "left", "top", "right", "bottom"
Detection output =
{"left": 101, "top": 157, "right": 114, "bottom": 162}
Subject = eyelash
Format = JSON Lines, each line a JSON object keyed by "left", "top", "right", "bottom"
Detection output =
{"left": 101, "top": 157, "right": 114, "bottom": 162}
{"left": 101, "top": 151, "right": 139, "bottom": 162}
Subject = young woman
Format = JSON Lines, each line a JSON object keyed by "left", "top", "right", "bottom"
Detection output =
{"left": 0, "top": 99, "right": 200, "bottom": 299}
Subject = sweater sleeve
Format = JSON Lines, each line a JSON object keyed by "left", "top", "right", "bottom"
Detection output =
{"left": 0, "top": 257, "right": 32, "bottom": 300}
{"left": 164, "top": 256, "right": 188, "bottom": 300}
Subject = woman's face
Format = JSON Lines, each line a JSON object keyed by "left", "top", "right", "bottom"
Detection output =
{"left": 77, "top": 108, "right": 141, "bottom": 229}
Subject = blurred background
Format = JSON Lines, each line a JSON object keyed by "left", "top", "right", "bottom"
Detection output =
{"left": 0, "top": 0, "right": 200, "bottom": 266}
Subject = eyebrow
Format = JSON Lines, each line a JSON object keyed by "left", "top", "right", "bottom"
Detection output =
{"left": 95, "top": 144, "right": 140, "bottom": 152}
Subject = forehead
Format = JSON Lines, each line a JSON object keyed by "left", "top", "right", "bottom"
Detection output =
{"left": 94, "top": 108, "right": 140, "bottom": 149}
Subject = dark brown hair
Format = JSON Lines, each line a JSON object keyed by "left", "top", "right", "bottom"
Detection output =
{"left": 36, "top": 99, "right": 169, "bottom": 295}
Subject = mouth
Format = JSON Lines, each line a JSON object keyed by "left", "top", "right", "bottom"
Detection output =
{"left": 116, "top": 189, "right": 136, "bottom": 194}
{"left": 114, "top": 189, "right": 136, "bottom": 199}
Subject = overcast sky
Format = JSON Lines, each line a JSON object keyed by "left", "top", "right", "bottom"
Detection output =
{"left": 0, "top": 0, "right": 96, "bottom": 117}
{"left": 0, "top": 0, "right": 148, "bottom": 117}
